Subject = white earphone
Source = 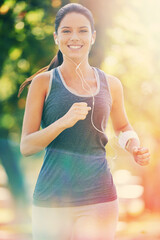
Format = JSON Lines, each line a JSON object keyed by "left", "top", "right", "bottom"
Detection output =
{"left": 55, "top": 39, "right": 58, "bottom": 45}
{"left": 91, "top": 38, "right": 94, "bottom": 45}
{"left": 61, "top": 52, "right": 118, "bottom": 161}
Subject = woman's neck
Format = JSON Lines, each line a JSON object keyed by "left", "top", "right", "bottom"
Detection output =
{"left": 60, "top": 56, "right": 92, "bottom": 76}
{"left": 59, "top": 58, "right": 95, "bottom": 87}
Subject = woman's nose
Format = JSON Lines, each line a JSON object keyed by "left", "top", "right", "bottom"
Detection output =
{"left": 70, "top": 31, "right": 79, "bottom": 40}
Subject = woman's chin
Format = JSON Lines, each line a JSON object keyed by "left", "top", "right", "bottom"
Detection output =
{"left": 64, "top": 52, "right": 88, "bottom": 63}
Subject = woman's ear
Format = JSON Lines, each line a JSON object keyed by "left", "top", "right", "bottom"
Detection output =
{"left": 53, "top": 32, "right": 58, "bottom": 45}
{"left": 91, "top": 30, "right": 96, "bottom": 45}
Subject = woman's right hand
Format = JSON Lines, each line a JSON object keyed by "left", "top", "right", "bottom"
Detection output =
{"left": 62, "top": 102, "right": 91, "bottom": 128}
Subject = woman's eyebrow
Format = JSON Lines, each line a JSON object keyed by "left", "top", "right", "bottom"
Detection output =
{"left": 79, "top": 26, "right": 89, "bottom": 29}
{"left": 60, "top": 26, "right": 70, "bottom": 29}
{"left": 60, "top": 26, "right": 89, "bottom": 29}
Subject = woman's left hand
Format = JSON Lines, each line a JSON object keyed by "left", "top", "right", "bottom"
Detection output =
{"left": 132, "top": 147, "right": 150, "bottom": 166}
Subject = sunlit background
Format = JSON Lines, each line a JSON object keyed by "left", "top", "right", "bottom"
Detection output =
{"left": 0, "top": 0, "right": 160, "bottom": 239}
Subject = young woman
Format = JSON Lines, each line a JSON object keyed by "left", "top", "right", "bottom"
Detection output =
{"left": 18, "top": 3, "right": 150, "bottom": 240}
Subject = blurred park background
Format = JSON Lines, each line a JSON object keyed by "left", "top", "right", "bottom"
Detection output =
{"left": 0, "top": 0, "right": 160, "bottom": 239}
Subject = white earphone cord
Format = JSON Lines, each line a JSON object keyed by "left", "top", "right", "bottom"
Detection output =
{"left": 63, "top": 53, "right": 118, "bottom": 160}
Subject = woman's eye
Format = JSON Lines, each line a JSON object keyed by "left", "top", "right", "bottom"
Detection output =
{"left": 62, "top": 30, "right": 71, "bottom": 33}
{"left": 80, "top": 30, "right": 88, "bottom": 33}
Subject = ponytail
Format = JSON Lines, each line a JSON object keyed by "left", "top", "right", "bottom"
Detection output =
{"left": 17, "top": 50, "right": 63, "bottom": 98}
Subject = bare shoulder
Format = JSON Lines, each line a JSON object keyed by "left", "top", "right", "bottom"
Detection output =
{"left": 104, "top": 73, "right": 124, "bottom": 104}
{"left": 105, "top": 73, "right": 123, "bottom": 91}
{"left": 30, "top": 70, "right": 52, "bottom": 96}
{"left": 31, "top": 71, "right": 51, "bottom": 88}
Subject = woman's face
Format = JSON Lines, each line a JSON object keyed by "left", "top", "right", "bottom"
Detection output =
{"left": 54, "top": 12, "right": 96, "bottom": 62}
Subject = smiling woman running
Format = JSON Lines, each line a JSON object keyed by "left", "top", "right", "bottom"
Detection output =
{"left": 18, "top": 3, "right": 150, "bottom": 240}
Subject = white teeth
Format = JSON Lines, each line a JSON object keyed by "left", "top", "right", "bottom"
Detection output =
{"left": 69, "top": 45, "right": 82, "bottom": 49}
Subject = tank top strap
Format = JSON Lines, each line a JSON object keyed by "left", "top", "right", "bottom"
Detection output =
{"left": 44, "top": 68, "right": 62, "bottom": 103}
{"left": 95, "top": 68, "right": 112, "bottom": 108}
{"left": 44, "top": 67, "right": 112, "bottom": 108}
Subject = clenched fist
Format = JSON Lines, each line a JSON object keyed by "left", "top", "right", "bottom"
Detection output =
{"left": 62, "top": 102, "right": 91, "bottom": 128}
{"left": 132, "top": 147, "right": 150, "bottom": 166}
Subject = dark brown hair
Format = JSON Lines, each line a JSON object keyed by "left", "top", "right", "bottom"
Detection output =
{"left": 18, "top": 3, "right": 95, "bottom": 97}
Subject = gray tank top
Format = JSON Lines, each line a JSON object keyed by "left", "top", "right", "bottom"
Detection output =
{"left": 33, "top": 67, "right": 117, "bottom": 207}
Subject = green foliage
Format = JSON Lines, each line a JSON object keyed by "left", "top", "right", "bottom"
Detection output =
{"left": 0, "top": 0, "right": 70, "bottom": 138}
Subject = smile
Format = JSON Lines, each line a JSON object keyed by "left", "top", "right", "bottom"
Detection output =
{"left": 68, "top": 45, "right": 83, "bottom": 49}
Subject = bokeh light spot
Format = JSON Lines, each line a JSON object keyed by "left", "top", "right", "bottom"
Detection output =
{"left": 25, "top": 9, "right": 44, "bottom": 25}
{"left": 15, "top": 21, "right": 24, "bottom": 30}
{"left": 117, "top": 184, "right": 144, "bottom": 199}
{"left": 18, "top": 98, "right": 26, "bottom": 109}
{"left": 17, "top": 59, "right": 30, "bottom": 72}
{"left": 1, "top": 114, "right": 15, "bottom": 129}
{"left": 9, "top": 47, "right": 22, "bottom": 60}
{"left": 0, "top": 4, "right": 9, "bottom": 15}
{"left": 51, "top": 0, "right": 61, "bottom": 8}
{"left": 127, "top": 199, "right": 145, "bottom": 216}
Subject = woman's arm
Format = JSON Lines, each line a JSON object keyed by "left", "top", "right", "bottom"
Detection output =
{"left": 107, "top": 74, "right": 150, "bottom": 165}
{"left": 20, "top": 71, "right": 91, "bottom": 157}
{"left": 20, "top": 71, "right": 67, "bottom": 157}
{"left": 108, "top": 74, "right": 134, "bottom": 137}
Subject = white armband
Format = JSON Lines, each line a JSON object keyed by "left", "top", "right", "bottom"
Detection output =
{"left": 118, "top": 130, "right": 140, "bottom": 150}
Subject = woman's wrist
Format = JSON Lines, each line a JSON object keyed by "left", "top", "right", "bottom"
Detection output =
{"left": 55, "top": 116, "right": 68, "bottom": 131}
{"left": 125, "top": 138, "right": 140, "bottom": 155}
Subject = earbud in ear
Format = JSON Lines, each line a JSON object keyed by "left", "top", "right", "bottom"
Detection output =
{"left": 91, "top": 39, "right": 94, "bottom": 45}
{"left": 55, "top": 39, "right": 58, "bottom": 45}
